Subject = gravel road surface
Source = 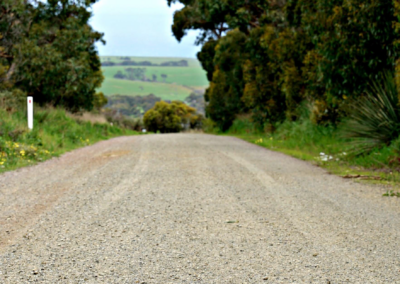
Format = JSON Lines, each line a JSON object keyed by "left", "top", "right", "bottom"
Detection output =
{"left": 0, "top": 134, "right": 399, "bottom": 283}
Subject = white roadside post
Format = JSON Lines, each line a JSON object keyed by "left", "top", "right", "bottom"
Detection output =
{"left": 27, "top": 96, "right": 33, "bottom": 130}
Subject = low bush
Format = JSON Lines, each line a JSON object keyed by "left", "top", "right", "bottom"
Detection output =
{"left": 143, "top": 101, "right": 203, "bottom": 133}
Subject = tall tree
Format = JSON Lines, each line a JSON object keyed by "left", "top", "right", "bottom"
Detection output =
{"left": 170, "top": 0, "right": 400, "bottom": 129}
{"left": 0, "top": 0, "right": 104, "bottom": 112}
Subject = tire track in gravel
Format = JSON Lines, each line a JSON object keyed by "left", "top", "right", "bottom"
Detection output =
{"left": 220, "top": 148, "right": 400, "bottom": 281}
{"left": 0, "top": 134, "right": 399, "bottom": 283}
{"left": 0, "top": 136, "right": 144, "bottom": 251}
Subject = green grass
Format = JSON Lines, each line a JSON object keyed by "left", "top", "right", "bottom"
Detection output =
{"left": 98, "top": 57, "right": 209, "bottom": 100}
{"left": 220, "top": 116, "right": 400, "bottom": 189}
{"left": 99, "top": 78, "right": 193, "bottom": 101}
{"left": 0, "top": 107, "right": 138, "bottom": 173}
{"left": 101, "top": 66, "right": 209, "bottom": 88}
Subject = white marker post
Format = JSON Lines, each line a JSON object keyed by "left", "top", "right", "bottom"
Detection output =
{"left": 27, "top": 96, "right": 33, "bottom": 130}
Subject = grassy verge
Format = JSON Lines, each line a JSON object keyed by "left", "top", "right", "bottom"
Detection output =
{"left": 217, "top": 116, "right": 400, "bottom": 194}
{"left": 0, "top": 107, "right": 139, "bottom": 174}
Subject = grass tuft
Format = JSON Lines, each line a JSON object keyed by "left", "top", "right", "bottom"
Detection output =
{"left": 341, "top": 72, "right": 400, "bottom": 155}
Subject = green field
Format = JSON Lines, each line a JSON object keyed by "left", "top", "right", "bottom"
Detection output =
{"left": 98, "top": 57, "right": 209, "bottom": 100}
{"left": 100, "top": 78, "right": 193, "bottom": 101}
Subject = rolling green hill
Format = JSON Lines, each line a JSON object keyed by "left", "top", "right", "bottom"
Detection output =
{"left": 100, "top": 78, "right": 193, "bottom": 101}
{"left": 98, "top": 56, "right": 208, "bottom": 117}
{"left": 98, "top": 57, "right": 209, "bottom": 101}
{"left": 101, "top": 66, "right": 208, "bottom": 89}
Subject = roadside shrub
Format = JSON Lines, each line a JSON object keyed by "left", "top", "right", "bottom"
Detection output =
{"left": 227, "top": 116, "right": 257, "bottom": 134}
{"left": 93, "top": 92, "right": 108, "bottom": 111}
{"left": 202, "top": 118, "right": 218, "bottom": 133}
{"left": 0, "top": 90, "right": 26, "bottom": 112}
{"left": 341, "top": 72, "right": 400, "bottom": 155}
{"left": 143, "top": 101, "right": 202, "bottom": 133}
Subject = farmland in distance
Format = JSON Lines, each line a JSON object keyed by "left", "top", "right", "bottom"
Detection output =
{"left": 98, "top": 56, "right": 209, "bottom": 101}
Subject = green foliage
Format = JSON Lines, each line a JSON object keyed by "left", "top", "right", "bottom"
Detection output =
{"left": 168, "top": 0, "right": 230, "bottom": 44}
{"left": 197, "top": 40, "right": 218, "bottom": 81}
{"left": 106, "top": 92, "right": 205, "bottom": 122}
{"left": 206, "top": 30, "right": 247, "bottom": 131}
{"left": 93, "top": 92, "right": 108, "bottom": 110}
{"left": 383, "top": 190, "right": 400, "bottom": 197}
{"left": 341, "top": 73, "right": 400, "bottom": 155}
{"left": 0, "top": 104, "right": 136, "bottom": 173}
{"left": 143, "top": 101, "right": 202, "bottom": 133}
{"left": 170, "top": 0, "right": 400, "bottom": 132}
{"left": 100, "top": 77, "right": 194, "bottom": 101}
{"left": 201, "top": 118, "right": 218, "bottom": 133}
{"left": 221, "top": 114, "right": 400, "bottom": 186}
{"left": 0, "top": 0, "right": 104, "bottom": 112}
{"left": 99, "top": 59, "right": 208, "bottom": 101}
{"left": 306, "top": 0, "right": 398, "bottom": 98}
{"left": 0, "top": 89, "right": 26, "bottom": 112}
{"left": 106, "top": 94, "right": 162, "bottom": 117}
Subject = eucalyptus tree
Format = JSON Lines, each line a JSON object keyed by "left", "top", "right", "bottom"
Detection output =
{"left": 169, "top": 0, "right": 400, "bottom": 130}
{"left": 0, "top": 0, "right": 105, "bottom": 112}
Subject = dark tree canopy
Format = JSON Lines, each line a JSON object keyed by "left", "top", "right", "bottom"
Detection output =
{"left": 0, "top": 0, "right": 104, "bottom": 112}
{"left": 169, "top": 0, "right": 400, "bottom": 129}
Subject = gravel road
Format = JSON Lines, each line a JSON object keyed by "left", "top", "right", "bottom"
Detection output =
{"left": 0, "top": 134, "right": 399, "bottom": 283}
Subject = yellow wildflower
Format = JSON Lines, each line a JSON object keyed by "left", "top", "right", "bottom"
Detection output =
{"left": 20, "top": 150, "right": 25, "bottom": 156}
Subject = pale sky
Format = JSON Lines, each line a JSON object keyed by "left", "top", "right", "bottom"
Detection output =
{"left": 90, "top": 0, "right": 200, "bottom": 58}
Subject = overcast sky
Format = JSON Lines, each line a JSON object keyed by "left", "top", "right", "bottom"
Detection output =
{"left": 90, "top": 0, "right": 200, "bottom": 58}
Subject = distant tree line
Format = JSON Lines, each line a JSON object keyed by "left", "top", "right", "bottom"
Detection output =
{"left": 105, "top": 92, "right": 205, "bottom": 118}
{"left": 113, "top": 69, "right": 168, "bottom": 83}
{"left": 0, "top": 0, "right": 105, "bottom": 112}
{"left": 105, "top": 94, "right": 164, "bottom": 118}
{"left": 102, "top": 59, "right": 189, "bottom": 67}
{"left": 168, "top": 0, "right": 400, "bottom": 131}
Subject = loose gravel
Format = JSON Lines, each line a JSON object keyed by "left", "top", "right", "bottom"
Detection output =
{"left": 0, "top": 134, "right": 399, "bottom": 283}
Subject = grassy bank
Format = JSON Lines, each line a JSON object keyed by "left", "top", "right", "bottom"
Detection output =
{"left": 218, "top": 116, "right": 400, "bottom": 194}
{"left": 0, "top": 107, "right": 138, "bottom": 174}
